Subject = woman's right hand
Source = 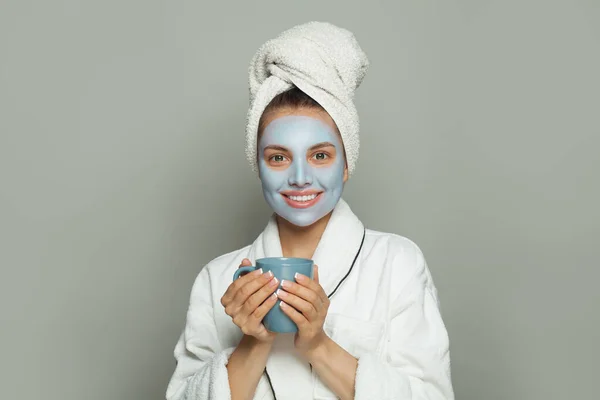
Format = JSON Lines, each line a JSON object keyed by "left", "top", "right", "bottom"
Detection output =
{"left": 221, "top": 258, "right": 279, "bottom": 343}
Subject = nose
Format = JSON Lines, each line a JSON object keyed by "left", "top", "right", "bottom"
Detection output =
{"left": 288, "top": 159, "right": 313, "bottom": 187}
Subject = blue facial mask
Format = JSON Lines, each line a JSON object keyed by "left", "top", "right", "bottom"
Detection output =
{"left": 258, "top": 115, "right": 346, "bottom": 227}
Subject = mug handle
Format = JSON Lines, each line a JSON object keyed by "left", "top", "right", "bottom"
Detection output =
{"left": 233, "top": 266, "right": 259, "bottom": 281}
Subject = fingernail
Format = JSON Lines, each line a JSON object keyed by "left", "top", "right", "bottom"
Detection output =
{"left": 255, "top": 268, "right": 263, "bottom": 275}
{"left": 270, "top": 277, "right": 279, "bottom": 286}
{"left": 294, "top": 272, "right": 301, "bottom": 281}
{"left": 281, "top": 279, "right": 290, "bottom": 288}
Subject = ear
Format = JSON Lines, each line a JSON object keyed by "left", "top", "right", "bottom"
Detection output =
{"left": 343, "top": 164, "right": 349, "bottom": 183}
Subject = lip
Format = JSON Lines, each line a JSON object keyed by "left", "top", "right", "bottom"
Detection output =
{"left": 280, "top": 191, "right": 323, "bottom": 209}
{"left": 280, "top": 190, "right": 322, "bottom": 196}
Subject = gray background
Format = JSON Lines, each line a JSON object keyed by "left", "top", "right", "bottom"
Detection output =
{"left": 1, "top": 0, "right": 598, "bottom": 399}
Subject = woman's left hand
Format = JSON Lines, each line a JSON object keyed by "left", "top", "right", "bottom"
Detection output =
{"left": 277, "top": 265, "right": 330, "bottom": 357}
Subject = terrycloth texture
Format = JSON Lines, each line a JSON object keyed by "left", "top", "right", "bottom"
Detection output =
{"left": 180, "top": 347, "right": 235, "bottom": 400}
{"left": 245, "top": 21, "right": 369, "bottom": 176}
{"left": 353, "top": 280, "right": 455, "bottom": 400}
{"left": 166, "top": 198, "right": 455, "bottom": 399}
{"left": 164, "top": 269, "right": 238, "bottom": 400}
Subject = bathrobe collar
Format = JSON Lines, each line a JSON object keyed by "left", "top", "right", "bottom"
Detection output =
{"left": 248, "top": 198, "right": 365, "bottom": 399}
{"left": 249, "top": 198, "right": 365, "bottom": 297}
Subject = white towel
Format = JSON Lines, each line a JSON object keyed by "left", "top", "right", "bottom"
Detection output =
{"left": 245, "top": 21, "right": 369, "bottom": 176}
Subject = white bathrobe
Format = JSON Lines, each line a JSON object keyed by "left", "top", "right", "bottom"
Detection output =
{"left": 166, "top": 199, "right": 454, "bottom": 400}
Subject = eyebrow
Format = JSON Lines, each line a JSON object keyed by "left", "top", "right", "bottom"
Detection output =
{"left": 308, "top": 142, "right": 335, "bottom": 151}
{"left": 263, "top": 145, "right": 289, "bottom": 152}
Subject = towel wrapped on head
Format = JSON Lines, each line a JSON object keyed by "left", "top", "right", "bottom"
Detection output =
{"left": 245, "top": 21, "right": 369, "bottom": 175}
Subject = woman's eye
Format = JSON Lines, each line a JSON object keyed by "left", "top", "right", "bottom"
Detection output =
{"left": 314, "top": 152, "right": 328, "bottom": 160}
{"left": 271, "top": 155, "right": 285, "bottom": 162}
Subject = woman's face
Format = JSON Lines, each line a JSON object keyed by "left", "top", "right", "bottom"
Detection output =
{"left": 258, "top": 109, "right": 348, "bottom": 227}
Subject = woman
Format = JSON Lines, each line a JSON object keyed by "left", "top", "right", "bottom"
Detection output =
{"left": 166, "top": 22, "right": 454, "bottom": 400}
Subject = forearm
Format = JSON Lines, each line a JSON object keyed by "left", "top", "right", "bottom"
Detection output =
{"left": 305, "top": 336, "right": 358, "bottom": 400}
{"left": 227, "top": 335, "right": 274, "bottom": 400}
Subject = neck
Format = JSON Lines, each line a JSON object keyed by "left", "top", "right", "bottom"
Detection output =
{"left": 277, "top": 212, "right": 333, "bottom": 259}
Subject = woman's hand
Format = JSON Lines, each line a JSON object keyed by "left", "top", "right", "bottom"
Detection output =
{"left": 277, "top": 265, "right": 330, "bottom": 357}
{"left": 221, "top": 258, "right": 279, "bottom": 343}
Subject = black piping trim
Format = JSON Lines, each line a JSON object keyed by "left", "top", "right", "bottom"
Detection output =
{"left": 264, "top": 228, "right": 366, "bottom": 399}
{"left": 327, "top": 229, "right": 366, "bottom": 299}
{"left": 265, "top": 368, "right": 275, "bottom": 398}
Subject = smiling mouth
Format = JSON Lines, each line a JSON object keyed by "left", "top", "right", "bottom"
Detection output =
{"left": 280, "top": 192, "right": 323, "bottom": 208}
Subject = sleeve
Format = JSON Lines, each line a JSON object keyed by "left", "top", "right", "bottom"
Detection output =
{"left": 353, "top": 243, "right": 455, "bottom": 400}
{"left": 165, "top": 266, "right": 237, "bottom": 400}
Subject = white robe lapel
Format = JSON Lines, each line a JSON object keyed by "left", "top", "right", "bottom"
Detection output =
{"left": 311, "top": 199, "right": 365, "bottom": 298}
{"left": 248, "top": 198, "right": 365, "bottom": 399}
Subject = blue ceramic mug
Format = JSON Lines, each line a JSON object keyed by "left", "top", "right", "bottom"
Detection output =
{"left": 233, "top": 257, "right": 314, "bottom": 333}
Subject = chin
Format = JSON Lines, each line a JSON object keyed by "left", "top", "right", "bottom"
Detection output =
{"left": 283, "top": 215, "right": 320, "bottom": 228}
{"left": 276, "top": 208, "right": 332, "bottom": 228}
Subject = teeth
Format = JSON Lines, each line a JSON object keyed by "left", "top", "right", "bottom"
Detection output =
{"left": 288, "top": 194, "right": 317, "bottom": 202}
